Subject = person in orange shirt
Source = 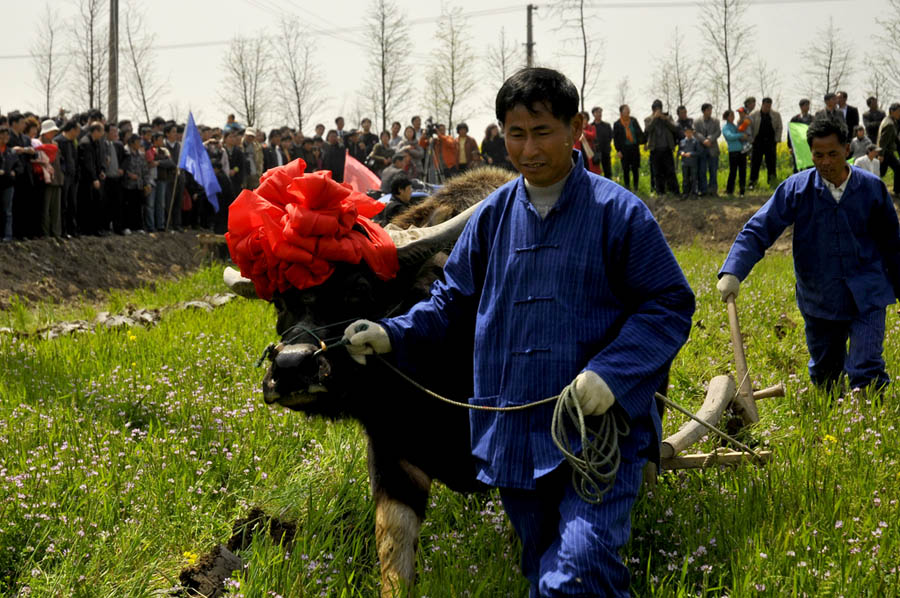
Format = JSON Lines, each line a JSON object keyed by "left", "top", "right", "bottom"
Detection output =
{"left": 419, "top": 123, "right": 458, "bottom": 179}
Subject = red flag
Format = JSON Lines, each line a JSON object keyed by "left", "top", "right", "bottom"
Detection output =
{"left": 343, "top": 151, "right": 382, "bottom": 194}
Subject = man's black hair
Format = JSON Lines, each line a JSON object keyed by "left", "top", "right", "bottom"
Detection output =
{"left": 8, "top": 112, "right": 24, "bottom": 124}
{"left": 806, "top": 115, "right": 848, "bottom": 146}
{"left": 127, "top": 134, "right": 141, "bottom": 145}
{"left": 762, "top": 97, "right": 772, "bottom": 104}
{"left": 889, "top": 102, "right": 900, "bottom": 113}
{"left": 88, "top": 109, "right": 104, "bottom": 120}
{"left": 88, "top": 122, "right": 104, "bottom": 134}
{"left": 701, "top": 103, "right": 712, "bottom": 112}
{"left": 823, "top": 92, "right": 837, "bottom": 102}
{"left": 269, "top": 128, "right": 281, "bottom": 140}
{"left": 456, "top": 122, "right": 468, "bottom": 133}
{"left": 651, "top": 99, "right": 663, "bottom": 111}
{"left": 152, "top": 131, "right": 164, "bottom": 141}
{"left": 104, "top": 123, "right": 115, "bottom": 132}
{"left": 151, "top": 116, "right": 166, "bottom": 126}
{"left": 744, "top": 96, "right": 756, "bottom": 106}
{"left": 495, "top": 67, "right": 579, "bottom": 125}
{"left": 118, "top": 119, "right": 132, "bottom": 129}
{"left": 390, "top": 174, "right": 411, "bottom": 196}
{"left": 799, "top": 98, "right": 810, "bottom": 107}
{"left": 391, "top": 152, "right": 406, "bottom": 164}
{"left": 176, "top": 124, "right": 185, "bottom": 134}
{"left": 722, "top": 109, "right": 733, "bottom": 120}
{"left": 163, "top": 123, "right": 177, "bottom": 134}
{"left": 618, "top": 104, "right": 628, "bottom": 113}
{"left": 591, "top": 106, "right": 602, "bottom": 113}
{"left": 866, "top": 96, "right": 877, "bottom": 107}
{"left": 392, "top": 121, "right": 401, "bottom": 128}
{"left": 61, "top": 120, "right": 79, "bottom": 133}
{"left": 676, "top": 105, "right": 687, "bottom": 113}
{"left": 867, "top": 143, "right": 880, "bottom": 154}
{"left": 335, "top": 116, "right": 344, "bottom": 124}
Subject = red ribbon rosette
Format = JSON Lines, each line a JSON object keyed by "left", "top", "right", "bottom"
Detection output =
{"left": 225, "top": 158, "right": 397, "bottom": 300}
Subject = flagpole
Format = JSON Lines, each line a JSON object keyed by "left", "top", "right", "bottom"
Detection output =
{"left": 165, "top": 167, "right": 181, "bottom": 231}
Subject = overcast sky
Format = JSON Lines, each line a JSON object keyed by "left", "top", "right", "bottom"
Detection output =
{"left": 1, "top": 0, "right": 891, "bottom": 137}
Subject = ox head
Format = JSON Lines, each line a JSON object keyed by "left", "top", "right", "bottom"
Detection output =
{"left": 226, "top": 203, "right": 481, "bottom": 415}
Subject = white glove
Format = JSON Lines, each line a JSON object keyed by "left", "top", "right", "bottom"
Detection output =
{"left": 342, "top": 319, "right": 391, "bottom": 365}
{"left": 571, "top": 370, "right": 615, "bottom": 416}
{"left": 716, "top": 273, "right": 740, "bottom": 302}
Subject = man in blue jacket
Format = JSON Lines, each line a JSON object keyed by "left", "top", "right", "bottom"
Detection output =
{"left": 343, "top": 68, "right": 695, "bottom": 597}
{"left": 718, "top": 116, "right": 900, "bottom": 392}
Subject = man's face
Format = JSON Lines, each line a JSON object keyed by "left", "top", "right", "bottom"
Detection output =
{"left": 891, "top": 108, "right": 900, "bottom": 121}
{"left": 391, "top": 122, "right": 400, "bottom": 135}
{"left": 458, "top": 127, "right": 467, "bottom": 137}
{"left": 67, "top": 127, "right": 80, "bottom": 141}
{"left": 761, "top": 102, "right": 771, "bottom": 114}
{"left": 677, "top": 108, "right": 687, "bottom": 120}
{"left": 412, "top": 117, "right": 421, "bottom": 129}
{"left": 869, "top": 150, "right": 880, "bottom": 161}
{"left": 11, "top": 119, "right": 24, "bottom": 134}
{"left": 503, "top": 102, "right": 581, "bottom": 187}
{"left": 327, "top": 132, "right": 338, "bottom": 144}
{"left": 685, "top": 129, "right": 694, "bottom": 138}
{"left": 592, "top": 108, "right": 602, "bottom": 121}
{"left": 837, "top": 94, "right": 847, "bottom": 107}
{"left": 621, "top": 106, "right": 630, "bottom": 119}
{"left": 746, "top": 100, "right": 756, "bottom": 112}
{"left": 166, "top": 129, "right": 177, "bottom": 142}
{"left": 315, "top": 125, "right": 325, "bottom": 136}
{"left": 857, "top": 129, "right": 865, "bottom": 139}
{"left": 397, "top": 184, "right": 412, "bottom": 203}
{"left": 107, "top": 127, "right": 119, "bottom": 141}
{"left": 702, "top": 107, "right": 712, "bottom": 119}
{"left": 336, "top": 118, "right": 344, "bottom": 129}
{"left": 91, "top": 128, "right": 104, "bottom": 141}
{"left": 437, "top": 125, "right": 446, "bottom": 136}
{"left": 362, "top": 119, "right": 371, "bottom": 132}
{"left": 129, "top": 140, "right": 141, "bottom": 152}
{"left": 800, "top": 103, "right": 810, "bottom": 114}
{"left": 810, "top": 134, "right": 850, "bottom": 184}
{"left": 825, "top": 97, "right": 837, "bottom": 110}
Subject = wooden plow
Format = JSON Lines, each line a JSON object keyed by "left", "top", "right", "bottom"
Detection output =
{"left": 656, "top": 295, "right": 785, "bottom": 472}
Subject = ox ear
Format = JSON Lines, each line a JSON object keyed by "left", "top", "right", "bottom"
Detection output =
{"left": 390, "top": 202, "right": 480, "bottom": 269}
{"left": 223, "top": 266, "right": 260, "bottom": 299}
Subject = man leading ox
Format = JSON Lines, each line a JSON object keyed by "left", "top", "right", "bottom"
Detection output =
{"left": 344, "top": 68, "right": 695, "bottom": 596}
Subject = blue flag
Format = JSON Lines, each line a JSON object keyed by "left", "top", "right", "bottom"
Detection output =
{"left": 178, "top": 112, "right": 221, "bottom": 212}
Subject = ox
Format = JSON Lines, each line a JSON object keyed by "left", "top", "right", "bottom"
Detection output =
{"left": 226, "top": 166, "right": 516, "bottom": 596}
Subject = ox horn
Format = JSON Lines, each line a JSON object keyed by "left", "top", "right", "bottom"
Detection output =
{"left": 390, "top": 202, "right": 481, "bottom": 268}
{"left": 223, "top": 266, "right": 260, "bottom": 299}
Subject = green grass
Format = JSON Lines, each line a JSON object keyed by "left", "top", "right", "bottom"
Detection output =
{"left": 1, "top": 257, "right": 898, "bottom": 597}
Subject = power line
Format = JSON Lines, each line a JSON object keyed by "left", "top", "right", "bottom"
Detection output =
{"left": 0, "top": 0, "right": 854, "bottom": 61}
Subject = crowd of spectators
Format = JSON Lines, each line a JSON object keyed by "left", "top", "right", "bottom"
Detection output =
{"left": 1, "top": 90, "right": 899, "bottom": 242}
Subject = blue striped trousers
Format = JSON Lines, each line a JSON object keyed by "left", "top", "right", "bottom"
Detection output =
{"left": 802, "top": 307, "right": 890, "bottom": 390}
{"left": 499, "top": 450, "right": 645, "bottom": 597}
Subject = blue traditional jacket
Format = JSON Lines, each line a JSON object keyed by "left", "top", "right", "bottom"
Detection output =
{"left": 720, "top": 167, "right": 900, "bottom": 319}
{"left": 380, "top": 159, "right": 695, "bottom": 489}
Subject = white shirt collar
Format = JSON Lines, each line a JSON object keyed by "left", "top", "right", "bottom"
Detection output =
{"left": 823, "top": 168, "right": 851, "bottom": 203}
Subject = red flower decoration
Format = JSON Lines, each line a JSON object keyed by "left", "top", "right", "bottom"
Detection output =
{"left": 225, "top": 158, "right": 397, "bottom": 300}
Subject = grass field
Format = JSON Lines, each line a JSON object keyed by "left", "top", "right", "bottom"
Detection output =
{"left": 1, "top": 249, "right": 898, "bottom": 597}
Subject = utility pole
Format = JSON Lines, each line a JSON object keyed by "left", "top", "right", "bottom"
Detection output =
{"left": 108, "top": 0, "right": 119, "bottom": 122}
{"left": 526, "top": 4, "right": 537, "bottom": 68}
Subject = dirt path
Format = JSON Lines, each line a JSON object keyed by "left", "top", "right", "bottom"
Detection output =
{"left": 1, "top": 192, "right": 861, "bottom": 308}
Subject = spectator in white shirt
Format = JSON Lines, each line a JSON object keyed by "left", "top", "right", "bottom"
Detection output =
{"left": 854, "top": 144, "right": 882, "bottom": 176}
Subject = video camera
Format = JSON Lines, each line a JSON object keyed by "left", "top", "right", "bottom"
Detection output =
{"left": 424, "top": 117, "right": 437, "bottom": 138}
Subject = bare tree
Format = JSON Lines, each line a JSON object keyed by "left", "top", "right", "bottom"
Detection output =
{"left": 863, "top": 58, "right": 894, "bottom": 106}
{"left": 877, "top": 1, "right": 900, "bottom": 90}
{"left": 615, "top": 76, "right": 630, "bottom": 110}
{"left": 753, "top": 57, "right": 782, "bottom": 108}
{"left": 366, "top": 0, "right": 410, "bottom": 133}
{"left": 30, "top": 3, "right": 68, "bottom": 116}
{"left": 428, "top": 5, "right": 477, "bottom": 131}
{"left": 71, "top": 0, "right": 108, "bottom": 111}
{"left": 220, "top": 35, "right": 271, "bottom": 127}
{"left": 121, "top": 0, "right": 166, "bottom": 123}
{"left": 799, "top": 17, "right": 851, "bottom": 98}
{"left": 700, "top": 0, "right": 754, "bottom": 111}
{"left": 486, "top": 27, "right": 520, "bottom": 85}
{"left": 551, "top": 0, "right": 603, "bottom": 111}
{"left": 650, "top": 27, "right": 700, "bottom": 111}
{"left": 274, "top": 18, "right": 326, "bottom": 134}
